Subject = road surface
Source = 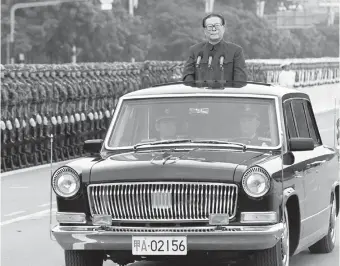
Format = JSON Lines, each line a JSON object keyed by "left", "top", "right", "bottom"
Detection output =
{"left": 1, "top": 83, "right": 340, "bottom": 266}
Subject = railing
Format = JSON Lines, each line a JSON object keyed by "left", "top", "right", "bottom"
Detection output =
{"left": 1, "top": 58, "right": 339, "bottom": 172}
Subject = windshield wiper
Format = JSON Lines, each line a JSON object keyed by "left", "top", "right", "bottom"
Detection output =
{"left": 133, "top": 139, "right": 247, "bottom": 151}
{"left": 191, "top": 140, "right": 247, "bottom": 151}
{"left": 133, "top": 139, "right": 192, "bottom": 150}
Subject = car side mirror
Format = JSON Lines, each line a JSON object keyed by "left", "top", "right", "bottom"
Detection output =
{"left": 283, "top": 151, "right": 295, "bottom": 165}
{"left": 84, "top": 139, "right": 103, "bottom": 154}
{"left": 289, "top": 137, "right": 314, "bottom": 151}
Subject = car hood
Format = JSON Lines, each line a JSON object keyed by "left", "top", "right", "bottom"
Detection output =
{"left": 89, "top": 149, "right": 272, "bottom": 183}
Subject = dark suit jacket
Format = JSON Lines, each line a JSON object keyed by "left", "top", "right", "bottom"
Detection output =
{"left": 182, "top": 40, "right": 248, "bottom": 85}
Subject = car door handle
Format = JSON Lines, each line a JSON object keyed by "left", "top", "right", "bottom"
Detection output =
{"left": 294, "top": 171, "right": 303, "bottom": 178}
{"left": 307, "top": 160, "right": 326, "bottom": 168}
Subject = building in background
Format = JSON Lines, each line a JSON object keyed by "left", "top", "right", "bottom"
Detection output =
{"left": 262, "top": 0, "right": 339, "bottom": 28}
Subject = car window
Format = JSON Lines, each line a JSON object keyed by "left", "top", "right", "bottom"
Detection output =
{"left": 291, "top": 100, "right": 310, "bottom": 138}
{"left": 108, "top": 105, "right": 149, "bottom": 147}
{"left": 303, "top": 101, "right": 322, "bottom": 145}
{"left": 283, "top": 101, "right": 298, "bottom": 138}
{"left": 109, "top": 105, "right": 134, "bottom": 147}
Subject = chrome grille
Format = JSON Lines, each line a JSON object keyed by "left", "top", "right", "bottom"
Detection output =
{"left": 97, "top": 226, "right": 241, "bottom": 233}
{"left": 87, "top": 182, "right": 238, "bottom": 222}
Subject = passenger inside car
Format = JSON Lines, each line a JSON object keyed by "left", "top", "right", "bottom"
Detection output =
{"left": 237, "top": 105, "right": 272, "bottom": 146}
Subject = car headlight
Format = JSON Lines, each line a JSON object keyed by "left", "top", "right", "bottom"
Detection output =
{"left": 242, "top": 166, "right": 271, "bottom": 198}
{"left": 52, "top": 167, "right": 80, "bottom": 198}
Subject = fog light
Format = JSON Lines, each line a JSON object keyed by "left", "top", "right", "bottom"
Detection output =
{"left": 92, "top": 215, "right": 112, "bottom": 226}
{"left": 56, "top": 212, "right": 86, "bottom": 224}
{"left": 240, "top": 212, "right": 277, "bottom": 223}
{"left": 209, "top": 214, "right": 229, "bottom": 225}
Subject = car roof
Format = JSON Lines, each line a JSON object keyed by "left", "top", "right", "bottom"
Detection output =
{"left": 122, "top": 82, "right": 310, "bottom": 101}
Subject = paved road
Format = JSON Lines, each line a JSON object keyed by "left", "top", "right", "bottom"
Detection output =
{"left": 1, "top": 83, "right": 340, "bottom": 266}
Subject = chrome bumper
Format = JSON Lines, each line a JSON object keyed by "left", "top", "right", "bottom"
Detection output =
{"left": 51, "top": 223, "right": 284, "bottom": 251}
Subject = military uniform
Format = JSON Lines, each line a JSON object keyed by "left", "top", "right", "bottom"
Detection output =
{"left": 182, "top": 40, "right": 247, "bottom": 85}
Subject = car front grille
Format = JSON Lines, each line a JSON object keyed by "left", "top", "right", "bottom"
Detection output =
{"left": 87, "top": 182, "right": 238, "bottom": 222}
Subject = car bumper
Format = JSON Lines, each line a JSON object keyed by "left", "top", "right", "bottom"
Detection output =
{"left": 52, "top": 223, "right": 284, "bottom": 251}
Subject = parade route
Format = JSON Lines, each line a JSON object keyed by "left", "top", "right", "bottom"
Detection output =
{"left": 1, "top": 83, "right": 340, "bottom": 266}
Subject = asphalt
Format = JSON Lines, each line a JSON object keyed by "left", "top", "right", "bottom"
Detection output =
{"left": 1, "top": 83, "right": 340, "bottom": 266}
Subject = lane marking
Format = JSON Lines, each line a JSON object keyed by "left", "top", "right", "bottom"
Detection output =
{"left": 4, "top": 211, "right": 26, "bottom": 217}
{"left": 38, "top": 201, "right": 56, "bottom": 207}
{"left": 0, "top": 208, "right": 57, "bottom": 226}
{"left": 9, "top": 186, "right": 29, "bottom": 189}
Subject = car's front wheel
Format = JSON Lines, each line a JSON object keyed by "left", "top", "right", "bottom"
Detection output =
{"left": 65, "top": 250, "right": 103, "bottom": 266}
{"left": 308, "top": 194, "right": 337, "bottom": 254}
{"left": 251, "top": 206, "right": 290, "bottom": 266}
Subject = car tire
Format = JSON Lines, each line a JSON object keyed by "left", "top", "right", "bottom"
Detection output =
{"left": 65, "top": 250, "right": 103, "bottom": 266}
{"left": 308, "top": 194, "right": 337, "bottom": 254}
{"left": 251, "top": 206, "right": 290, "bottom": 266}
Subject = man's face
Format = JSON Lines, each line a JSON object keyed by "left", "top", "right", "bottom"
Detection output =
{"left": 157, "top": 118, "right": 177, "bottom": 139}
{"left": 240, "top": 115, "right": 260, "bottom": 137}
{"left": 284, "top": 65, "right": 291, "bottom": 71}
{"left": 204, "top": 16, "right": 225, "bottom": 42}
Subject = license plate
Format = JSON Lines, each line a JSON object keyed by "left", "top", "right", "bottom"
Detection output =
{"left": 132, "top": 236, "right": 187, "bottom": 255}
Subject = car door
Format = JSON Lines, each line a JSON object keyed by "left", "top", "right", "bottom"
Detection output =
{"left": 283, "top": 99, "right": 310, "bottom": 240}
{"left": 290, "top": 99, "right": 328, "bottom": 238}
{"left": 302, "top": 100, "right": 336, "bottom": 231}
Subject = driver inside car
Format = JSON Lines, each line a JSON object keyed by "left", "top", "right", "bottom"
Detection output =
{"left": 239, "top": 106, "right": 271, "bottom": 146}
{"left": 155, "top": 109, "right": 179, "bottom": 140}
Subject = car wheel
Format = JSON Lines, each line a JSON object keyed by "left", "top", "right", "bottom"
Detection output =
{"left": 308, "top": 194, "right": 337, "bottom": 254}
{"left": 252, "top": 206, "right": 290, "bottom": 266}
{"left": 65, "top": 250, "right": 103, "bottom": 266}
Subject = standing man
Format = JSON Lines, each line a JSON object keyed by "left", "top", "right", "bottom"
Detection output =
{"left": 278, "top": 61, "right": 296, "bottom": 88}
{"left": 182, "top": 13, "right": 247, "bottom": 86}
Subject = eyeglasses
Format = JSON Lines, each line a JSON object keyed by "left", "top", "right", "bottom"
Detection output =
{"left": 205, "top": 23, "right": 223, "bottom": 31}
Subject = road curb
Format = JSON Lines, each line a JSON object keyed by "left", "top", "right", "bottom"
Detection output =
{"left": 0, "top": 159, "right": 76, "bottom": 178}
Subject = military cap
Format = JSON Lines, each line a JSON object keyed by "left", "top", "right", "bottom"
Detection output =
{"left": 156, "top": 107, "right": 178, "bottom": 123}
{"left": 241, "top": 105, "right": 260, "bottom": 119}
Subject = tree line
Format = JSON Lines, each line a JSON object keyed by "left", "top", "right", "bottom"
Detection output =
{"left": 1, "top": 0, "right": 338, "bottom": 64}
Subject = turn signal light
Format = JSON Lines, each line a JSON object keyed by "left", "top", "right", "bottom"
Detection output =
{"left": 240, "top": 212, "right": 277, "bottom": 223}
{"left": 56, "top": 212, "right": 86, "bottom": 224}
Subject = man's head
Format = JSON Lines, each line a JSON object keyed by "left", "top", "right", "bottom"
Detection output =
{"left": 202, "top": 13, "right": 226, "bottom": 43}
{"left": 239, "top": 106, "right": 260, "bottom": 138}
{"left": 280, "top": 61, "right": 292, "bottom": 71}
{"left": 155, "top": 108, "right": 178, "bottom": 140}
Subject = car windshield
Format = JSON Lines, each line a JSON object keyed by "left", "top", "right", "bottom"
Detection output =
{"left": 106, "top": 97, "right": 280, "bottom": 149}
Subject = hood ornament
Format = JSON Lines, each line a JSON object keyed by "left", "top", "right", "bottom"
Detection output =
{"left": 150, "top": 153, "right": 180, "bottom": 165}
